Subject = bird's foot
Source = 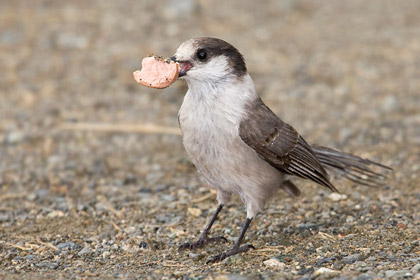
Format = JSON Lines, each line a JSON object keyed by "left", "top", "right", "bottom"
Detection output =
{"left": 178, "top": 234, "right": 228, "bottom": 251}
{"left": 206, "top": 244, "right": 255, "bottom": 263}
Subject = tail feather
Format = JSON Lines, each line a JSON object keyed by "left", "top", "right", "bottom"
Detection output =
{"left": 311, "top": 145, "right": 392, "bottom": 187}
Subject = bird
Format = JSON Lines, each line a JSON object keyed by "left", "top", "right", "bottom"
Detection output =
{"left": 168, "top": 37, "right": 390, "bottom": 263}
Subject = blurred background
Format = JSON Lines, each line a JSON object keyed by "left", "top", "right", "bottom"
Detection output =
{"left": 0, "top": 0, "right": 419, "bottom": 278}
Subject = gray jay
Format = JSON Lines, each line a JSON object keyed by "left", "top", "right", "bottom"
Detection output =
{"left": 169, "top": 37, "right": 390, "bottom": 263}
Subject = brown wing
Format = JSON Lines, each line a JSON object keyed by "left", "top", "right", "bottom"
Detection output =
{"left": 239, "top": 98, "right": 338, "bottom": 192}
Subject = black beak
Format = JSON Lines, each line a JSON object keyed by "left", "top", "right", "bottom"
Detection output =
{"left": 170, "top": 56, "right": 177, "bottom": 62}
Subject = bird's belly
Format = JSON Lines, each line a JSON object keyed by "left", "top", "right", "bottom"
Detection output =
{"left": 181, "top": 127, "right": 282, "bottom": 195}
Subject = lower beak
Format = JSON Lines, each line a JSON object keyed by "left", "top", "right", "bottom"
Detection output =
{"left": 170, "top": 56, "right": 192, "bottom": 77}
{"left": 178, "top": 62, "right": 193, "bottom": 77}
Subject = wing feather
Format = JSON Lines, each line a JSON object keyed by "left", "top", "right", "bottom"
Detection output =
{"left": 239, "top": 98, "right": 337, "bottom": 192}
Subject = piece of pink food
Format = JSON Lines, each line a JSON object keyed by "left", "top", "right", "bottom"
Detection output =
{"left": 133, "top": 57, "right": 179, "bottom": 89}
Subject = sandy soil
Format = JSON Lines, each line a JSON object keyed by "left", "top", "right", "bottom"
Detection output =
{"left": 0, "top": 0, "right": 419, "bottom": 279}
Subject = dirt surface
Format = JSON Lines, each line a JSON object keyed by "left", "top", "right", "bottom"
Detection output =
{"left": 0, "top": 0, "right": 419, "bottom": 279}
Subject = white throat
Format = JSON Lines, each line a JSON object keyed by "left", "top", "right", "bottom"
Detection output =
{"left": 180, "top": 74, "right": 257, "bottom": 128}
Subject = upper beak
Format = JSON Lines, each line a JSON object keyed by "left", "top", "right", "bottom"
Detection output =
{"left": 170, "top": 56, "right": 192, "bottom": 77}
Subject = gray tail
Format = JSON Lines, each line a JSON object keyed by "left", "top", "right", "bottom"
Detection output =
{"left": 312, "top": 146, "right": 392, "bottom": 187}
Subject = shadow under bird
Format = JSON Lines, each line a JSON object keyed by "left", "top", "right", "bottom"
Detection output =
{"left": 159, "top": 37, "right": 391, "bottom": 263}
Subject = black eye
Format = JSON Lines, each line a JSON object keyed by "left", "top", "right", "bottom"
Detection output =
{"left": 197, "top": 49, "right": 207, "bottom": 60}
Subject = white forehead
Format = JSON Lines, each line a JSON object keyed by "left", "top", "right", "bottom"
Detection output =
{"left": 174, "top": 39, "right": 197, "bottom": 60}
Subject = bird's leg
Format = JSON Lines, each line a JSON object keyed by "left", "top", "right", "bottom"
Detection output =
{"left": 179, "top": 204, "right": 227, "bottom": 250}
{"left": 207, "top": 218, "right": 254, "bottom": 263}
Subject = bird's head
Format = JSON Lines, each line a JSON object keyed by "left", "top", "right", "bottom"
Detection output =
{"left": 171, "top": 37, "right": 247, "bottom": 87}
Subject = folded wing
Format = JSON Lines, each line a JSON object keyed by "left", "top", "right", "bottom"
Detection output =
{"left": 239, "top": 98, "right": 338, "bottom": 192}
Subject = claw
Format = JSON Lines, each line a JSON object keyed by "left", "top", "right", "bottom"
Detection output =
{"left": 206, "top": 244, "right": 254, "bottom": 263}
{"left": 178, "top": 234, "right": 228, "bottom": 251}
{"left": 212, "top": 235, "right": 228, "bottom": 243}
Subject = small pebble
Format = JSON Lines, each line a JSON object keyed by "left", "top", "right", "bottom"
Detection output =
{"left": 23, "top": 254, "right": 35, "bottom": 260}
{"left": 263, "top": 258, "right": 286, "bottom": 268}
{"left": 56, "top": 242, "right": 81, "bottom": 251}
{"left": 314, "top": 267, "right": 340, "bottom": 277}
{"left": 102, "top": 251, "right": 111, "bottom": 259}
{"left": 188, "top": 252, "right": 204, "bottom": 261}
{"left": 3, "top": 131, "right": 25, "bottom": 144}
{"left": 187, "top": 207, "right": 202, "bottom": 217}
{"left": 78, "top": 247, "right": 91, "bottom": 256}
{"left": 346, "top": 215, "right": 355, "bottom": 223}
{"left": 298, "top": 266, "right": 314, "bottom": 275}
{"left": 47, "top": 210, "right": 65, "bottom": 219}
{"left": 412, "top": 264, "right": 420, "bottom": 274}
{"left": 341, "top": 253, "right": 364, "bottom": 264}
{"left": 384, "top": 270, "right": 411, "bottom": 279}
{"left": 328, "top": 193, "right": 348, "bottom": 202}
{"left": 297, "top": 223, "right": 318, "bottom": 232}
{"left": 138, "top": 241, "right": 149, "bottom": 249}
{"left": 212, "top": 274, "right": 250, "bottom": 280}
{"left": 0, "top": 214, "right": 10, "bottom": 222}
{"left": 316, "top": 256, "right": 336, "bottom": 266}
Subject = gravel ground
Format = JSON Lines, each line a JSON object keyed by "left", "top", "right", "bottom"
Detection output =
{"left": 0, "top": 0, "right": 419, "bottom": 279}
